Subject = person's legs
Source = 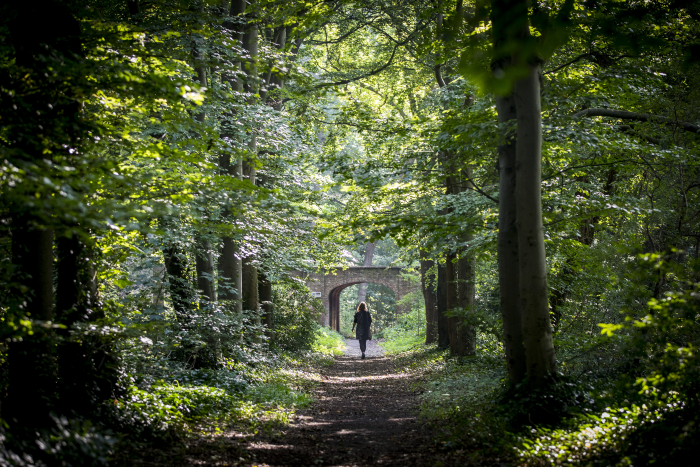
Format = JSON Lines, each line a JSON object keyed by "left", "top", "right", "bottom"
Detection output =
{"left": 359, "top": 339, "right": 366, "bottom": 355}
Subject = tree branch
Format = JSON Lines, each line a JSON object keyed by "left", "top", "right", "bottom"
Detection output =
{"left": 355, "top": 82, "right": 408, "bottom": 120}
{"left": 315, "top": 44, "right": 400, "bottom": 88}
{"left": 462, "top": 174, "right": 497, "bottom": 203}
{"left": 574, "top": 108, "right": 700, "bottom": 133}
{"left": 435, "top": 64, "right": 446, "bottom": 88}
{"left": 314, "top": 21, "right": 428, "bottom": 89}
{"left": 543, "top": 53, "right": 591, "bottom": 74}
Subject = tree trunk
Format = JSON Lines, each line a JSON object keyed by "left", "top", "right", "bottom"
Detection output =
{"left": 191, "top": 37, "right": 216, "bottom": 305}
{"left": 514, "top": 64, "right": 557, "bottom": 386}
{"left": 163, "top": 245, "right": 193, "bottom": 326}
{"left": 436, "top": 258, "right": 450, "bottom": 349}
{"left": 420, "top": 255, "right": 437, "bottom": 344}
{"left": 445, "top": 250, "right": 463, "bottom": 354}
{"left": 56, "top": 233, "right": 118, "bottom": 417}
{"left": 495, "top": 93, "right": 527, "bottom": 383}
{"left": 195, "top": 238, "right": 216, "bottom": 303}
{"left": 242, "top": 254, "right": 259, "bottom": 312}
{"left": 56, "top": 234, "right": 88, "bottom": 324}
{"left": 261, "top": 25, "right": 287, "bottom": 104}
{"left": 455, "top": 232, "right": 477, "bottom": 356}
{"left": 218, "top": 234, "right": 242, "bottom": 309}
{"left": 240, "top": 6, "right": 259, "bottom": 320}
{"left": 447, "top": 168, "right": 477, "bottom": 357}
{"left": 217, "top": 0, "right": 248, "bottom": 311}
{"left": 357, "top": 241, "right": 376, "bottom": 304}
{"left": 5, "top": 219, "right": 55, "bottom": 427}
{"left": 259, "top": 271, "right": 273, "bottom": 338}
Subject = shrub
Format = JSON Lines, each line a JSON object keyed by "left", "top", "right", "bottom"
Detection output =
{"left": 271, "top": 280, "right": 324, "bottom": 352}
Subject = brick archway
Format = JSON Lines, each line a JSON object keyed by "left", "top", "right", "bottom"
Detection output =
{"left": 292, "top": 267, "right": 419, "bottom": 331}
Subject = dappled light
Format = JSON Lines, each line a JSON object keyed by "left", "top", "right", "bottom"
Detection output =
{"left": 1, "top": 0, "right": 699, "bottom": 466}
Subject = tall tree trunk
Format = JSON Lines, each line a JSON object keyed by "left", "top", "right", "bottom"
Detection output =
{"left": 420, "top": 254, "right": 437, "bottom": 344}
{"left": 445, "top": 249, "right": 462, "bottom": 354}
{"left": 445, "top": 172, "right": 459, "bottom": 351}
{"left": 218, "top": 0, "right": 248, "bottom": 311}
{"left": 4, "top": 1, "right": 83, "bottom": 428}
{"left": 242, "top": 256, "right": 259, "bottom": 312}
{"left": 357, "top": 241, "right": 376, "bottom": 303}
{"left": 436, "top": 258, "right": 450, "bottom": 349}
{"left": 447, "top": 169, "right": 477, "bottom": 357}
{"left": 259, "top": 271, "right": 273, "bottom": 338}
{"left": 195, "top": 238, "right": 216, "bottom": 302}
{"left": 495, "top": 93, "right": 527, "bottom": 383}
{"left": 55, "top": 233, "right": 118, "bottom": 417}
{"left": 240, "top": 3, "right": 259, "bottom": 318}
{"left": 514, "top": 63, "right": 557, "bottom": 386}
{"left": 191, "top": 30, "right": 216, "bottom": 305}
{"left": 456, "top": 237, "right": 477, "bottom": 356}
{"left": 5, "top": 219, "right": 55, "bottom": 427}
{"left": 218, "top": 232, "right": 242, "bottom": 309}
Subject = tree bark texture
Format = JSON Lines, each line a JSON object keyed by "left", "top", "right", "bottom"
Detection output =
{"left": 195, "top": 238, "right": 216, "bottom": 302}
{"left": 445, "top": 250, "right": 461, "bottom": 354}
{"left": 259, "top": 272, "right": 273, "bottom": 338}
{"left": 240, "top": 3, "right": 259, "bottom": 316}
{"left": 455, "top": 233, "right": 477, "bottom": 356}
{"left": 446, "top": 174, "right": 477, "bottom": 357}
{"left": 514, "top": 64, "right": 557, "bottom": 385}
{"left": 217, "top": 0, "right": 248, "bottom": 311}
{"left": 357, "top": 241, "right": 376, "bottom": 304}
{"left": 495, "top": 93, "right": 527, "bottom": 383}
{"left": 420, "top": 255, "right": 437, "bottom": 344}
{"left": 436, "top": 259, "right": 450, "bottom": 349}
{"left": 191, "top": 39, "right": 217, "bottom": 305}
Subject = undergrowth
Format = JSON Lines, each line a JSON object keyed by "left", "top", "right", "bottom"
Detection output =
{"left": 378, "top": 304, "right": 426, "bottom": 354}
{"left": 312, "top": 326, "right": 346, "bottom": 356}
{"left": 111, "top": 333, "right": 338, "bottom": 464}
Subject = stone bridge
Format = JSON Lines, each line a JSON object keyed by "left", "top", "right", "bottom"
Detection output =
{"left": 291, "top": 267, "right": 420, "bottom": 331}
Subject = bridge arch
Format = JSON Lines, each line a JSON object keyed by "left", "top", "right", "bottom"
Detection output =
{"left": 292, "top": 267, "right": 419, "bottom": 331}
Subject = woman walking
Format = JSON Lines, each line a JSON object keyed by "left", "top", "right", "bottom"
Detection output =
{"left": 351, "top": 301, "right": 372, "bottom": 359}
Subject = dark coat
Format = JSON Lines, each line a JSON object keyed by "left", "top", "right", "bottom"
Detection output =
{"left": 353, "top": 310, "right": 372, "bottom": 341}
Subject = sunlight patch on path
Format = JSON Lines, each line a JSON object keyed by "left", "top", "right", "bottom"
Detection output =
{"left": 343, "top": 338, "right": 384, "bottom": 357}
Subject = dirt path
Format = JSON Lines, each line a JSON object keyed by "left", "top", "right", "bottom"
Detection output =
{"left": 241, "top": 339, "right": 444, "bottom": 467}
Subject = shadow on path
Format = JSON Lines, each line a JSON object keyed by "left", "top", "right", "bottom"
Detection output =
{"left": 241, "top": 339, "right": 443, "bottom": 466}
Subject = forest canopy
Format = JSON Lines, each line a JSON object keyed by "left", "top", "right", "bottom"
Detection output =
{"left": 1, "top": 0, "right": 699, "bottom": 466}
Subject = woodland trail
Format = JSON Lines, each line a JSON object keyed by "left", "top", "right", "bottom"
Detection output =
{"left": 164, "top": 340, "right": 481, "bottom": 467}
{"left": 236, "top": 339, "right": 463, "bottom": 467}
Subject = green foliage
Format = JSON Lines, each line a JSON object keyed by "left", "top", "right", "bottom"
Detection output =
{"left": 380, "top": 307, "right": 426, "bottom": 354}
{"left": 248, "top": 382, "right": 313, "bottom": 409}
{"left": 1, "top": 0, "right": 700, "bottom": 463}
{"left": 0, "top": 416, "right": 117, "bottom": 467}
{"left": 312, "top": 327, "right": 346, "bottom": 356}
{"left": 338, "top": 282, "right": 397, "bottom": 338}
{"left": 390, "top": 345, "right": 516, "bottom": 463}
{"left": 497, "top": 374, "right": 597, "bottom": 427}
{"left": 271, "top": 281, "right": 324, "bottom": 352}
{"left": 512, "top": 256, "right": 700, "bottom": 465}
{"left": 117, "top": 378, "right": 311, "bottom": 433}
{"left": 378, "top": 281, "right": 426, "bottom": 353}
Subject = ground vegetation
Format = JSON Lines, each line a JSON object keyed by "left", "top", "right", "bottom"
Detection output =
{"left": 1, "top": 0, "right": 699, "bottom": 465}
